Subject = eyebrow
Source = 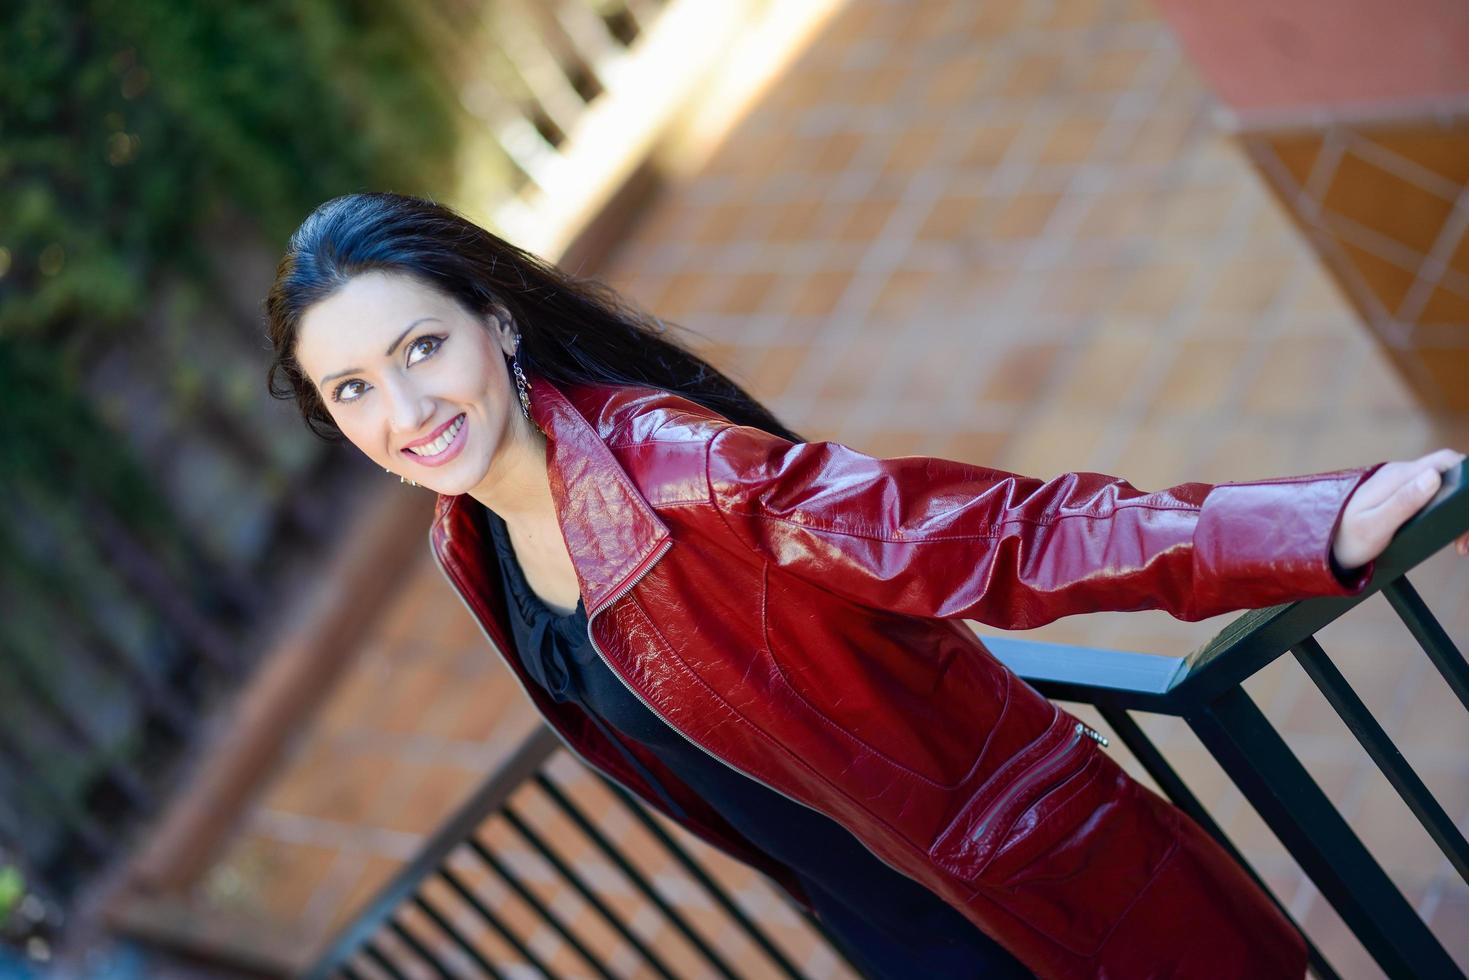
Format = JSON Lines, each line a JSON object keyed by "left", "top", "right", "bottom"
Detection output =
{"left": 318, "top": 317, "right": 443, "bottom": 387}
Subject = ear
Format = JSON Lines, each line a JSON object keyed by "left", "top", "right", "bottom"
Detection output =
{"left": 485, "top": 304, "right": 518, "bottom": 356}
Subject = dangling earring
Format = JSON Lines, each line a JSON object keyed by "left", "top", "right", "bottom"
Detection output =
{"left": 510, "top": 334, "right": 533, "bottom": 423}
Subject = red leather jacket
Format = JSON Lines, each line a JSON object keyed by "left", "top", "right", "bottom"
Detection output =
{"left": 429, "top": 377, "right": 1378, "bottom": 978}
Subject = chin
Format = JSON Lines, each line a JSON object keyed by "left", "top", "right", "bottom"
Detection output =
{"left": 438, "top": 451, "right": 495, "bottom": 495}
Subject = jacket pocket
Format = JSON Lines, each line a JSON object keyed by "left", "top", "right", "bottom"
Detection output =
{"left": 930, "top": 719, "right": 1178, "bottom": 957}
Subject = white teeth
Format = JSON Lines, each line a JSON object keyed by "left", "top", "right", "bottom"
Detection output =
{"left": 410, "top": 415, "right": 463, "bottom": 457}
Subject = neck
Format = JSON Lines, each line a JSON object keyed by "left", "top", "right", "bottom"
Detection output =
{"left": 466, "top": 413, "right": 558, "bottom": 528}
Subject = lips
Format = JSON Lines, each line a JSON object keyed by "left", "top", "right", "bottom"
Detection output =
{"left": 402, "top": 413, "right": 468, "bottom": 466}
{"left": 403, "top": 413, "right": 461, "bottom": 451}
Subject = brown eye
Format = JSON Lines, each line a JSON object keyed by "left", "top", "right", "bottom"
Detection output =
{"left": 407, "top": 335, "right": 444, "bottom": 366}
{"left": 333, "top": 379, "right": 366, "bottom": 403}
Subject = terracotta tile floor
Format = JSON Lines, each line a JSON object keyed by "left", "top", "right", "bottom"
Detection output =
{"left": 190, "top": 0, "right": 1469, "bottom": 976}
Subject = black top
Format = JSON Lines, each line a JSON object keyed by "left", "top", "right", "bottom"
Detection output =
{"left": 483, "top": 506, "right": 1033, "bottom": 979}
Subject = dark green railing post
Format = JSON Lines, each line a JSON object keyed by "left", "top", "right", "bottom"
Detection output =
{"left": 1187, "top": 686, "right": 1459, "bottom": 978}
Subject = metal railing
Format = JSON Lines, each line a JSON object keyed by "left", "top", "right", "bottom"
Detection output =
{"left": 306, "top": 725, "right": 867, "bottom": 980}
{"left": 310, "top": 460, "right": 1468, "bottom": 979}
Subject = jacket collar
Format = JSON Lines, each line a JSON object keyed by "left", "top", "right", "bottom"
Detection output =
{"left": 430, "top": 375, "right": 671, "bottom": 614}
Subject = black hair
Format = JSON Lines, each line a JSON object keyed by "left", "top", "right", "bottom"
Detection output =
{"left": 265, "top": 191, "right": 803, "bottom": 442}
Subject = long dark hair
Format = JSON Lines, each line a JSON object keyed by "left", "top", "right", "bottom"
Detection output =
{"left": 265, "top": 191, "right": 803, "bottom": 443}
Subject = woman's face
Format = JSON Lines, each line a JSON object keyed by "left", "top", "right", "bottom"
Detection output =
{"left": 294, "top": 270, "right": 525, "bottom": 494}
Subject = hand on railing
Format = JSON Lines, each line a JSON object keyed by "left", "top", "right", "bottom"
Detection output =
{"left": 1331, "top": 448, "right": 1469, "bottom": 573}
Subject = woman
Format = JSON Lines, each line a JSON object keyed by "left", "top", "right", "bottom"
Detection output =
{"left": 267, "top": 192, "right": 1467, "bottom": 979}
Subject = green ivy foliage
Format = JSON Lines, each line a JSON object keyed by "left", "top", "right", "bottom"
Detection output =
{"left": 0, "top": 0, "right": 465, "bottom": 531}
{"left": 0, "top": 0, "right": 459, "bottom": 342}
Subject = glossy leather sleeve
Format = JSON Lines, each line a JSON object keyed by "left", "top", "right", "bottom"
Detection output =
{"left": 705, "top": 423, "right": 1384, "bottom": 629}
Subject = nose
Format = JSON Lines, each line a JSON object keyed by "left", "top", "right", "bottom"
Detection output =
{"left": 382, "top": 374, "right": 434, "bottom": 439}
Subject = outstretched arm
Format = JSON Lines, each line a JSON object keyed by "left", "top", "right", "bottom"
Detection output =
{"left": 704, "top": 424, "right": 1457, "bottom": 630}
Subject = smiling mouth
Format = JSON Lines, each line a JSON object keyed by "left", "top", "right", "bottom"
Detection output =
{"left": 404, "top": 414, "right": 466, "bottom": 457}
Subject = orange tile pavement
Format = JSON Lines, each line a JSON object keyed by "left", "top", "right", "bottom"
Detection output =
{"left": 191, "top": 0, "right": 1469, "bottom": 976}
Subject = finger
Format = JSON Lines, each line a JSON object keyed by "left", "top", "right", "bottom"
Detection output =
{"left": 1403, "top": 466, "right": 1441, "bottom": 506}
{"left": 1419, "top": 448, "right": 1466, "bottom": 470}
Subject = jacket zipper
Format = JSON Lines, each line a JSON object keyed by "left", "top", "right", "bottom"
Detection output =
{"left": 969, "top": 722, "right": 1107, "bottom": 846}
